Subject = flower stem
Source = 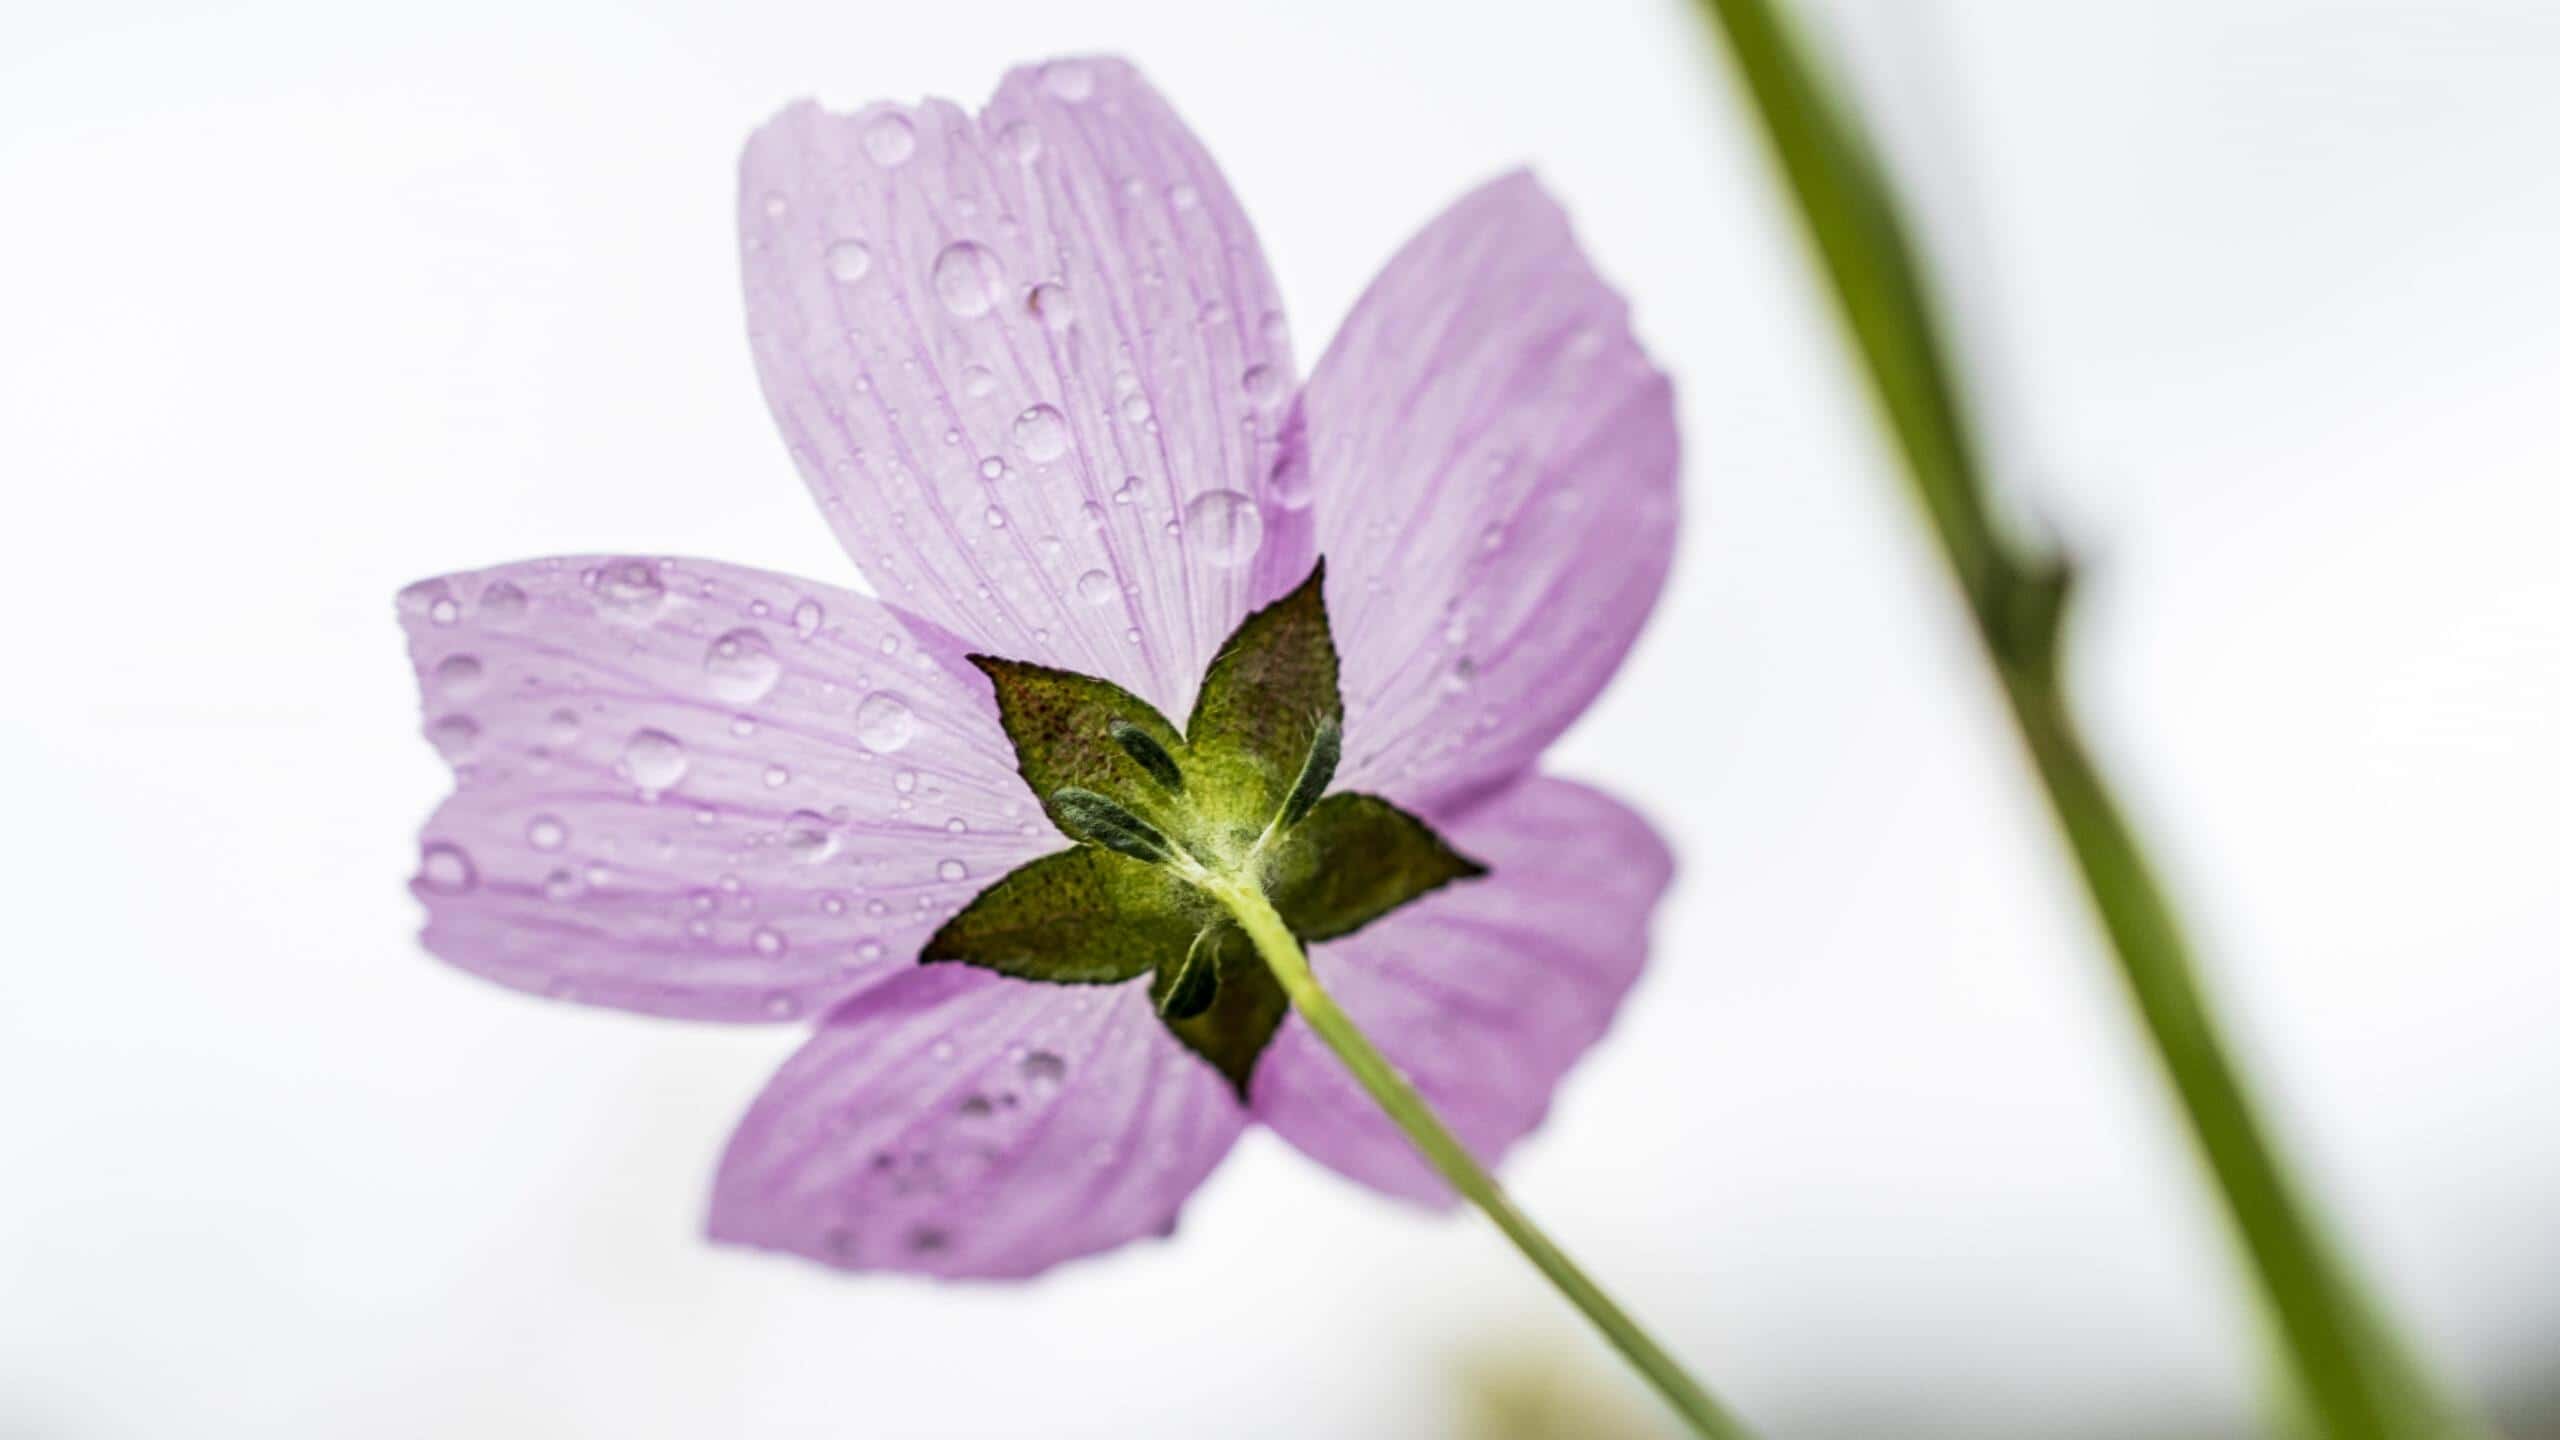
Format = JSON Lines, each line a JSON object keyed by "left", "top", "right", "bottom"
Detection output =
{"left": 1204, "top": 876, "right": 1760, "bottom": 1440}
{"left": 1688, "top": 1, "right": 2476, "bottom": 1434}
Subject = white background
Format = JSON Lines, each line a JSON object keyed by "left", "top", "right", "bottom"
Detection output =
{"left": 4, "top": 2, "right": 2556, "bottom": 1436}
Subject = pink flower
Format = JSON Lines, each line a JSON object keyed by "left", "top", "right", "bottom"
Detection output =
{"left": 399, "top": 56, "right": 1678, "bottom": 1279}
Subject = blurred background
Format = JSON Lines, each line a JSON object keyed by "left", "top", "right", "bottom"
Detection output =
{"left": 3, "top": 1, "right": 2555, "bottom": 1435}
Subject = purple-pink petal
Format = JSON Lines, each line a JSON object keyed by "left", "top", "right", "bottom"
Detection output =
{"left": 1250, "top": 777, "right": 1673, "bottom": 1205}
{"left": 708, "top": 964, "right": 1245, "bottom": 1278}
{"left": 398, "top": 556, "right": 1055, "bottom": 1022}
{"left": 1288, "top": 171, "right": 1680, "bottom": 815}
{"left": 738, "top": 58, "right": 1303, "bottom": 723}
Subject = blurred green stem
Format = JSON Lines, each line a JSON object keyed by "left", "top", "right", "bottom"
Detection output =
{"left": 1689, "top": 1, "right": 2473, "bottom": 1435}
{"left": 1205, "top": 875, "right": 1761, "bottom": 1440}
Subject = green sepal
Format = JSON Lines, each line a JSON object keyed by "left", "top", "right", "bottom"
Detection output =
{"left": 1151, "top": 926, "right": 1289, "bottom": 1098}
{"left": 1185, "top": 561, "right": 1341, "bottom": 829}
{"left": 1264, "top": 792, "right": 1486, "bottom": 943}
{"left": 1156, "top": 927, "right": 1223, "bottom": 1021}
{"left": 971, "top": 655, "right": 1187, "bottom": 835}
{"left": 920, "top": 847, "right": 1201, "bottom": 984}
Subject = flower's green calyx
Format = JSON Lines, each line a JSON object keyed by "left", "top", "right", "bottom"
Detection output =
{"left": 928, "top": 561, "right": 1485, "bottom": 1094}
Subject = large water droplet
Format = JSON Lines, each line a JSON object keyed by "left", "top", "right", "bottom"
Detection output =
{"left": 854, "top": 692, "right": 916, "bottom": 752}
{"left": 861, "top": 113, "right": 916, "bottom": 166}
{"left": 1183, "top": 490, "right": 1264, "bottom": 569}
{"left": 1011, "top": 404, "right": 1069, "bottom": 462}
{"left": 825, "top": 239, "right": 873, "bottom": 283}
{"left": 623, "top": 728, "right": 689, "bottom": 792}
{"left": 1074, "top": 569, "right": 1116, "bottom": 606}
{"left": 419, "top": 841, "right": 477, "bottom": 894}
{"left": 932, "top": 242, "right": 1003, "bottom": 318}
{"left": 703, "top": 627, "right": 781, "bottom": 703}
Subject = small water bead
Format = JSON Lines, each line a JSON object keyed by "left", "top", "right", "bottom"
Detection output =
{"left": 526, "top": 814, "right": 568, "bottom": 852}
{"left": 762, "top": 191, "right": 788, "bottom": 218}
{"left": 1010, "top": 404, "right": 1069, "bottom": 462}
{"left": 937, "top": 858, "right": 967, "bottom": 883}
{"left": 429, "top": 596, "right": 459, "bottom": 626}
{"left": 418, "top": 842, "right": 476, "bottom": 894}
{"left": 1043, "top": 60, "right": 1095, "bottom": 101}
{"left": 1020, "top": 1049, "right": 1067, "bottom": 1092}
{"left": 763, "top": 992, "right": 800, "bottom": 1019}
{"left": 546, "top": 707, "right": 580, "bottom": 742}
{"left": 478, "top": 580, "right": 529, "bottom": 623}
{"left": 1241, "top": 363, "right": 1282, "bottom": 408}
{"left": 730, "top": 714, "right": 758, "bottom": 738}
{"left": 1026, "top": 281, "right": 1073, "bottom": 331}
{"left": 1074, "top": 569, "right": 1116, "bottom": 606}
{"left": 1183, "top": 490, "right": 1264, "bottom": 569}
{"left": 1112, "top": 475, "right": 1139, "bottom": 504}
{"left": 751, "top": 926, "right": 789, "bottom": 957}
{"left": 1168, "top": 182, "right": 1200, "bottom": 211}
{"left": 782, "top": 810, "right": 839, "bottom": 864}
{"left": 623, "top": 728, "right": 689, "bottom": 792}
{"left": 944, "top": 817, "right": 968, "bottom": 835}
{"left": 995, "top": 120, "right": 1042, "bottom": 164}
{"left": 930, "top": 1038, "right": 957, "bottom": 1062}
{"left": 593, "top": 557, "right": 666, "bottom": 619}
{"left": 542, "top": 868, "right": 583, "bottom": 901}
{"left": 854, "top": 691, "right": 916, "bottom": 752}
{"left": 763, "top": 764, "right": 791, "bottom": 789}
{"left": 865, "top": 898, "right": 890, "bottom": 918}
{"left": 703, "top": 627, "right": 781, "bottom": 703}
{"left": 977, "top": 457, "right": 1008, "bottom": 483}
{"left": 433, "top": 653, "right": 485, "bottom": 697}
{"left": 855, "top": 939, "right": 886, "bottom": 962}
{"left": 983, "top": 506, "right": 1008, "bottom": 530}
{"left": 961, "top": 365, "right": 997, "bottom": 399}
{"left": 825, "top": 240, "right": 873, "bottom": 283}
{"left": 893, "top": 769, "right": 917, "bottom": 794}
{"left": 931, "top": 241, "right": 1003, "bottom": 318}
{"left": 1118, "top": 392, "right": 1152, "bottom": 425}
{"left": 786, "top": 599, "right": 824, "bottom": 640}
{"left": 860, "top": 113, "right": 917, "bottom": 167}
{"left": 427, "top": 714, "right": 479, "bottom": 760}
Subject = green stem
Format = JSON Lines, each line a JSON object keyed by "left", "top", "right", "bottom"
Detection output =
{"left": 1204, "top": 876, "right": 1761, "bottom": 1440}
{"left": 1688, "top": 1, "right": 2474, "bottom": 1434}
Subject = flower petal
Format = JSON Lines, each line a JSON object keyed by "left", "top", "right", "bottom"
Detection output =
{"left": 398, "top": 557, "right": 1053, "bottom": 1022}
{"left": 708, "top": 964, "right": 1246, "bottom": 1278}
{"left": 1289, "top": 173, "right": 1679, "bottom": 812}
{"left": 739, "top": 56, "right": 1302, "bottom": 721}
{"left": 1249, "top": 777, "right": 1671, "bottom": 1205}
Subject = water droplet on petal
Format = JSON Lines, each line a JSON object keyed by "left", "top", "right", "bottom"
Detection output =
{"left": 1043, "top": 61, "right": 1095, "bottom": 101}
{"left": 791, "top": 599, "right": 824, "bottom": 639}
{"left": 1026, "top": 281, "right": 1073, "bottom": 331}
{"left": 427, "top": 714, "right": 479, "bottom": 760}
{"left": 937, "top": 858, "right": 967, "bottom": 883}
{"left": 702, "top": 627, "right": 781, "bottom": 703}
{"left": 419, "top": 842, "right": 476, "bottom": 894}
{"left": 751, "top": 925, "right": 788, "bottom": 957}
{"left": 932, "top": 241, "right": 1003, "bottom": 318}
{"left": 433, "top": 653, "right": 484, "bottom": 697}
{"left": 854, "top": 692, "right": 916, "bottom": 752}
{"left": 1075, "top": 569, "right": 1116, "bottom": 605}
{"left": 1010, "top": 404, "right": 1069, "bottom": 463}
{"left": 825, "top": 239, "right": 873, "bottom": 283}
{"left": 623, "top": 728, "right": 689, "bottom": 793}
{"left": 1242, "top": 363, "right": 1282, "bottom": 407}
{"left": 593, "top": 558, "right": 667, "bottom": 620}
{"left": 1021, "top": 1049, "right": 1066, "bottom": 1091}
{"left": 995, "top": 121, "right": 1042, "bottom": 164}
{"left": 1183, "top": 490, "right": 1264, "bottom": 569}
{"left": 860, "top": 113, "right": 916, "bottom": 166}
{"left": 478, "top": 580, "right": 528, "bottom": 623}
{"left": 526, "top": 814, "right": 568, "bottom": 851}
{"left": 961, "top": 364, "right": 997, "bottom": 399}
{"left": 782, "top": 810, "right": 838, "bottom": 863}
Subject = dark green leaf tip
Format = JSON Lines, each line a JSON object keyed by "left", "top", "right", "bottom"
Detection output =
{"left": 1108, "top": 719, "right": 1185, "bottom": 794}
{"left": 1050, "top": 787, "right": 1173, "bottom": 864}
{"left": 1276, "top": 715, "right": 1341, "bottom": 831}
